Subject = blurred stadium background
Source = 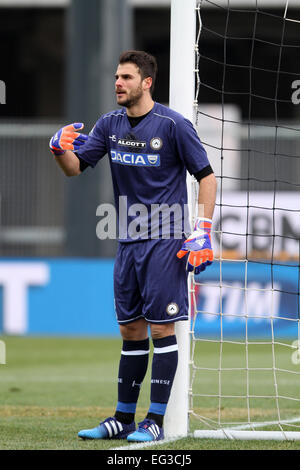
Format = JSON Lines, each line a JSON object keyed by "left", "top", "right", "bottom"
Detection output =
{"left": 0, "top": 0, "right": 300, "bottom": 449}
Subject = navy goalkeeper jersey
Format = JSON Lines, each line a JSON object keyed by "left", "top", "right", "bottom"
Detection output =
{"left": 75, "top": 102, "right": 211, "bottom": 242}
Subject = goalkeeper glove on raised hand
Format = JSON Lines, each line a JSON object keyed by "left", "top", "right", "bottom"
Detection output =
{"left": 177, "top": 217, "right": 213, "bottom": 274}
{"left": 49, "top": 123, "right": 88, "bottom": 155}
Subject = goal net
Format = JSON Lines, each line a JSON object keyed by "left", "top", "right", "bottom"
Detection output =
{"left": 189, "top": 0, "right": 300, "bottom": 440}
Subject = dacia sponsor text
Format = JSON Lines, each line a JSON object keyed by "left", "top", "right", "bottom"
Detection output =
{"left": 110, "top": 150, "right": 160, "bottom": 167}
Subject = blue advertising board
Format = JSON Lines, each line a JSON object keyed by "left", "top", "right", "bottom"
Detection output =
{"left": 193, "top": 261, "right": 299, "bottom": 339}
{"left": 0, "top": 259, "right": 298, "bottom": 338}
{"left": 0, "top": 259, "right": 118, "bottom": 336}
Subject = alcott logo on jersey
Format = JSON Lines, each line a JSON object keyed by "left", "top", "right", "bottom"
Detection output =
{"left": 110, "top": 150, "right": 160, "bottom": 167}
{"left": 118, "top": 138, "right": 147, "bottom": 149}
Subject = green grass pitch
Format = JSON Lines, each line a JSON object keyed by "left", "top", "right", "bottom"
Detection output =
{"left": 0, "top": 336, "right": 299, "bottom": 450}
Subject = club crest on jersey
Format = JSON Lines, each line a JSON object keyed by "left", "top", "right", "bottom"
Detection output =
{"left": 110, "top": 150, "right": 160, "bottom": 167}
{"left": 150, "top": 137, "right": 163, "bottom": 150}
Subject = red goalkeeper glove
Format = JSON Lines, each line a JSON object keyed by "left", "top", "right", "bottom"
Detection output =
{"left": 177, "top": 217, "right": 213, "bottom": 274}
{"left": 49, "top": 123, "right": 88, "bottom": 155}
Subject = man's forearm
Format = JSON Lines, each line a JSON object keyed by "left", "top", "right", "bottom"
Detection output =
{"left": 197, "top": 172, "right": 217, "bottom": 219}
{"left": 54, "top": 150, "right": 81, "bottom": 176}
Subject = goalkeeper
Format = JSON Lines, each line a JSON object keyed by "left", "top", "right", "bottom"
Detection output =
{"left": 50, "top": 50, "right": 217, "bottom": 442}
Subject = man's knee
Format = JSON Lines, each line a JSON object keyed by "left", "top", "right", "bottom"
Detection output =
{"left": 119, "top": 318, "right": 148, "bottom": 341}
{"left": 150, "top": 322, "right": 175, "bottom": 340}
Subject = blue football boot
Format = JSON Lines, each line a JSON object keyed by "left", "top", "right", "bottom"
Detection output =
{"left": 78, "top": 417, "right": 135, "bottom": 440}
{"left": 127, "top": 418, "right": 164, "bottom": 442}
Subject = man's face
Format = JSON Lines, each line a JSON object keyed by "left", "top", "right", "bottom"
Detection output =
{"left": 115, "top": 62, "right": 148, "bottom": 108}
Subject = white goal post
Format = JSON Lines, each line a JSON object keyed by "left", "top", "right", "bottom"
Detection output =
{"left": 165, "top": 0, "right": 300, "bottom": 442}
{"left": 164, "top": 0, "right": 197, "bottom": 439}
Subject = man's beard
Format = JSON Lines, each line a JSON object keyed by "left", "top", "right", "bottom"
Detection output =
{"left": 119, "top": 85, "right": 143, "bottom": 108}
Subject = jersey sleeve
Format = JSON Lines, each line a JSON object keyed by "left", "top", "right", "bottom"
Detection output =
{"left": 174, "top": 118, "right": 213, "bottom": 177}
{"left": 75, "top": 116, "right": 108, "bottom": 168}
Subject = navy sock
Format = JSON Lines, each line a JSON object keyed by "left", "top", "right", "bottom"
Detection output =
{"left": 115, "top": 338, "right": 150, "bottom": 424}
{"left": 147, "top": 335, "right": 178, "bottom": 427}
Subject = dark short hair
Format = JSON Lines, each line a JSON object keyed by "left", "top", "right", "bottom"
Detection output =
{"left": 119, "top": 50, "right": 158, "bottom": 95}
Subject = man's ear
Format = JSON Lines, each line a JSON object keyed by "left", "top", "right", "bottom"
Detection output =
{"left": 143, "top": 76, "right": 153, "bottom": 92}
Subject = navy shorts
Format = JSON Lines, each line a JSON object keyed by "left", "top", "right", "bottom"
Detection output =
{"left": 113, "top": 238, "right": 189, "bottom": 324}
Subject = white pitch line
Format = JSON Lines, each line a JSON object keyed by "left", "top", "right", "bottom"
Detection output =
{"left": 112, "top": 417, "right": 300, "bottom": 448}
{"left": 223, "top": 416, "right": 300, "bottom": 432}
{"left": 111, "top": 436, "right": 184, "bottom": 451}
